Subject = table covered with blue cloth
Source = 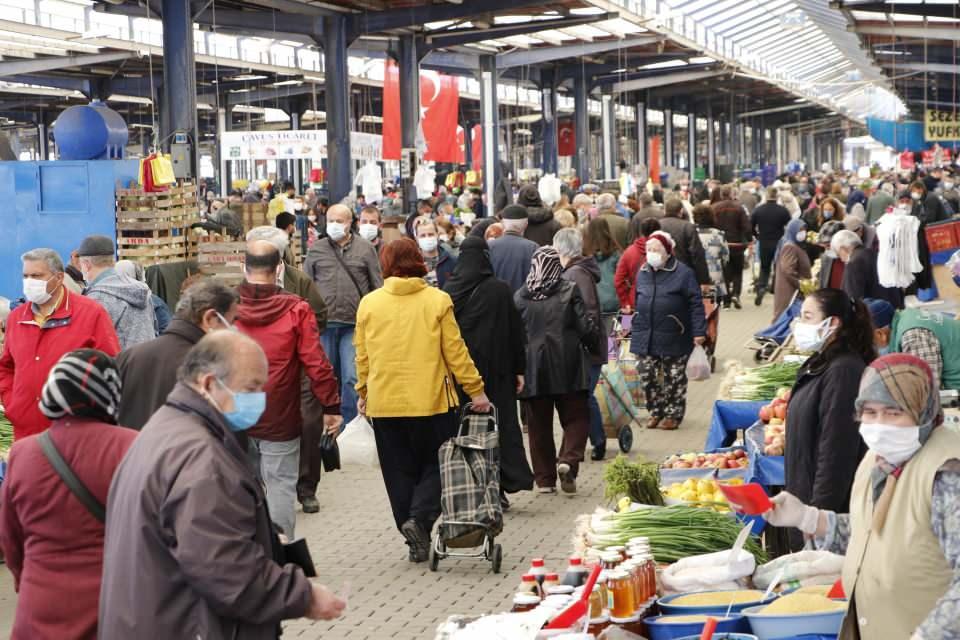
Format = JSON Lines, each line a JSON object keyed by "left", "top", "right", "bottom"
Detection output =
{"left": 705, "top": 400, "right": 768, "bottom": 451}
{"left": 745, "top": 422, "right": 786, "bottom": 486}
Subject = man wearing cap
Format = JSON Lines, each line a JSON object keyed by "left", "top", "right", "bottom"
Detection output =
{"left": 490, "top": 204, "right": 539, "bottom": 294}
{"left": 0, "top": 248, "right": 119, "bottom": 440}
{"left": 77, "top": 235, "right": 156, "bottom": 350}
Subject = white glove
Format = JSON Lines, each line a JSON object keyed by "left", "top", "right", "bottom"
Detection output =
{"left": 764, "top": 492, "right": 820, "bottom": 535}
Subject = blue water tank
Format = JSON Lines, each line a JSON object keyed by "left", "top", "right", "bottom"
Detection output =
{"left": 53, "top": 101, "right": 129, "bottom": 160}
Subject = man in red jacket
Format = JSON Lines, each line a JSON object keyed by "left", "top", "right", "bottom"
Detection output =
{"left": 234, "top": 241, "right": 342, "bottom": 538}
{"left": 0, "top": 248, "right": 120, "bottom": 440}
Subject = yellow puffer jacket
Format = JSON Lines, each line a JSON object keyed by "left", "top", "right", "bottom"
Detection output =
{"left": 354, "top": 276, "right": 484, "bottom": 418}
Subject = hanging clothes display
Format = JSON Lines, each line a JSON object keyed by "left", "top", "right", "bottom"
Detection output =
{"left": 414, "top": 165, "right": 437, "bottom": 200}
{"left": 537, "top": 173, "right": 562, "bottom": 207}
{"left": 355, "top": 161, "right": 384, "bottom": 205}
{"left": 876, "top": 210, "right": 923, "bottom": 288}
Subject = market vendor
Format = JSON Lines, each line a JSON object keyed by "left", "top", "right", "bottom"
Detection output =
{"left": 767, "top": 354, "right": 960, "bottom": 640}
{"left": 890, "top": 307, "right": 960, "bottom": 391}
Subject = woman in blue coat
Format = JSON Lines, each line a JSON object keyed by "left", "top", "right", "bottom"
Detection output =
{"left": 630, "top": 231, "right": 707, "bottom": 430}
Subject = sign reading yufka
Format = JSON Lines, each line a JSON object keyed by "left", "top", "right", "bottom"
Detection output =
{"left": 925, "top": 110, "right": 960, "bottom": 142}
{"left": 220, "top": 130, "right": 383, "bottom": 162}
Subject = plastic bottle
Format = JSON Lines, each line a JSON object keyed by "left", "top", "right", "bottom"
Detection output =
{"left": 518, "top": 574, "right": 542, "bottom": 599}
{"left": 528, "top": 558, "right": 548, "bottom": 586}
{"left": 561, "top": 556, "right": 590, "bottom": 587}
{"left": 542, "top": 573, "right": 560, "bottom": 592}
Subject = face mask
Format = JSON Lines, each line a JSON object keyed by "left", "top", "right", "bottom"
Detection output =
{"left": 294, "top": 203, "right": 304, "bottom": 211}
{"left": 215, "top": 378, "right": 266, "bottom": 432}
{"left": 418, "top": 237, "right": 438, "bottom": 253}
{"left": 825, "top": 249, "right": 838, "bottom": 259}
{"left": 859, "top": 422, "right": 922, "bottom": 466}
{"left": 647, "top": 252, "right": 665, "bottom": 269}
{"left": 308, "top": 215, "right": 317, "bottom": 223}
{"left": 796, "top": 231, "right": 807, "bottom": 242}
{"left": 438, "top": 234, "right": 449, "bottom": 243}
{"left": 455, "top": 232, "right": 465, "bottom": 244}
{"left": 793, "top": 317, "right": 834, "bottom": 352}
{"left": 358, "top": 223, "right": 379, "bottom": 242}
{"left": 214, "top": 311, "right": 236, "bottom": 332}
{"left": 327, "top": 221, "right": 347, "bottom": 241}
{"left": 878, "top": 344, "right": 891, "bottom": 356}
{"left": 911, "top": 192, "right": 922, "bottom": 201}
{"left": 23, "top": 277, "right": 53, "bottom": 304}
{"left": 822, "top": 210, "right": 834, "bottom": 220}
{"left": 945, "top": 182, "right": 955, "bottom": 191}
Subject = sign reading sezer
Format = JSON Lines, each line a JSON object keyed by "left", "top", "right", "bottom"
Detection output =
{"left": 925, "top": 110, "right": 960, "bottom": 142}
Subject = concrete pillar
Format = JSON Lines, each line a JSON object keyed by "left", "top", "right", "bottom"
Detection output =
{"left": 601, "top": 88, "right": 615, "bottom": 181}
{"left": 399, "top": 34, "right": 421, "bottom": 215}
{"left": 160, "top": 0, "right": 197, "bottom": 177}
{"left": 686, "top": 111, "right": 696, "bottom": 175}
{"left": 291, "top": 109, "right": 302, "bottom": 195}
{"left": 664, "top": 108, "right": 674, "bottom": 168}
{"left": 463, "top": 121, "right": 473, "bottom": 170}
{"left": 636, "top": 99, "right": 646, "bottom": 169}
{"left": 573, "top": 71, "right": 590, "bottom": 184}
{"left": 37, "top": 119, "right": 48, "bottom": 161}
{"left": 217, "top": 107, "right": 227, "bottom": 196}
{"left": 541, "top": 69, "right": 558, "bottom": 176}
{"left": 480, "top": 55, "right": 500, "bottom": 213}
{"left": 323, "top": 15, "right": 352, "bottom": 204}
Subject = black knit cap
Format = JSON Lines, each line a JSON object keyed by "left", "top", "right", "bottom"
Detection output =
{"left": 77, "top": 235, "right": 114, "bottom": 257}
{"left": 501, "top": 204, "right": 529, "bottom": 220}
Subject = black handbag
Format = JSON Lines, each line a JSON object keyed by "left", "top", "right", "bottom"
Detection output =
{"left": 319, "top": 433, "right": 341, "bottom": 472}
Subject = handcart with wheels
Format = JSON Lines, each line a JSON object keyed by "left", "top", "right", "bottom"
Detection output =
{"left": 431, "top": 403, "right": 504, "bottom": 573}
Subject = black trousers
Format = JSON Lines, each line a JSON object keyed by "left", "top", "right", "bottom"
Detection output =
{"left": 297, "top": 374, "right": 324, "bottom": 501}
{"left": 757, "top": 244, "right": 778, "bottom": 293}
{"left": 373, "top": 411, "right": 457, "bottom": 532}
{"left": 723, "top": 248, "right": 747, "bottom": 299}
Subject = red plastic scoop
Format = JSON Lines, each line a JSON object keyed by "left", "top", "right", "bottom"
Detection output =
{"left": 543, "top": 564, "right": 602, "bottom": 629}
{"left": 827, "top": 579, "right": 845, "bottom": 599}
{"left": 717, "top": 482, "right": 773, "bottom": 515}
{"left": 700, "top": 617, "right": 718, "bottom": 640}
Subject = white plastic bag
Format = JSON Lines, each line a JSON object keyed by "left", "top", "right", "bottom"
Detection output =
{"left": 660, "top": 548, "right": 756, "bottom": 595}
{"left": 686, "top": 345, "right": 711, "bottom": 381}
{"left": 337, "top": 415, "right": 379, "bottom": 466}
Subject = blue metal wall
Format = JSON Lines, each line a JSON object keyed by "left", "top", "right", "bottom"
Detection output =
{"left": 0, "top": 160, "right": 140, "bottom": 300}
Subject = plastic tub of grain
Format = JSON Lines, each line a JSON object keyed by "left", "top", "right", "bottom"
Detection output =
{"left": 742, "top": 593, "right": 847, "bottom": 640}
{"left": 645, "top": 614, "right": 749, "bottom": 640}
{"left": 658, "top": 590, "right": 778, "bottom": 616}
{"left": 675, "top": 635, "right": 758, "bottom": 640}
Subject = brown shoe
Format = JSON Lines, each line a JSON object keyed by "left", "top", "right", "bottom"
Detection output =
{"left": 659, "top": 418, "right": 679, "bottom": 431}
{"left": 646, "top": 417, "right": 661, "bottom": 430}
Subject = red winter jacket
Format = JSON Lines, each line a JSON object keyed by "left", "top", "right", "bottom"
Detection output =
{"left": 0, "top": 290, "right": 120, "bottom": 440}
{"left": 0, "top": 418, "right": 136, "bottom": 640}
{"left": 615, "top": 238, "right": 648, "bottom": 309}
{"left": 234, "top": 283, "right": 340, "bottom": 442}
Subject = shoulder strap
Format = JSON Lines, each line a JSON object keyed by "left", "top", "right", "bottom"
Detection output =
{"left": 38, "top": 431, "right": 106, "bottom": 523}
{"left": 328, "top": 238, "right": 365, "bottom": 298}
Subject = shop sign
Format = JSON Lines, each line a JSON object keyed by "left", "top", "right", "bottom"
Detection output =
{"left": 924, "top": 110, "right": 960, "bottom": 142}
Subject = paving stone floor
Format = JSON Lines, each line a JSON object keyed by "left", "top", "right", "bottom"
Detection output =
{"left": 0, "top": 290, "right": 776, "bottom": 639}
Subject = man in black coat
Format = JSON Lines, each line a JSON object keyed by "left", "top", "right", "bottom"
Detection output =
{"left": 490, "top": 204, "right": 539, "bottom": 294}
{"left": 750, "top": 187, "right": 792, "bottom": 304}
{"left": 832, "top": 229, "right": 903, "bottom": 309}
{"left": 116, "top": 280, "right": 238, "bottom": 430}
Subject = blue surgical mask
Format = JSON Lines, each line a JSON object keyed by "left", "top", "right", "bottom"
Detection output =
{"left": 878, "top": 344, "right": 891, "bottom": 356}
{"left": 215, "top": 378, "right": 266, "bottom": 431}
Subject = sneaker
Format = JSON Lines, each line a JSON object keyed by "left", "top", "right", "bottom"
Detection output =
{"left": 755, "top": 290, "right": 765, "bottom": 306}
{"left": 557, "top": 463, "right": 577, "bottom": 495}
{"left": 537, "top": 486, "right": 557, "bottom": 495}
{"left": 500, "top": 491, "right": 511, "bottom": 512}
{"left": 732, "top": 297, "right": 742, "bottom": 310}
{"left": 299, "top": 496, "right": 319, "bottom": 514}
{"left": 590, "top": 445, "right": 606, "bottom": 461}
{"left": 400, "top": 519, "right": 430, "bottom": 563}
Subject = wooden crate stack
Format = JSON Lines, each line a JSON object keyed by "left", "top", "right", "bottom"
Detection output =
{"left": 241, "top": 203, "right": 270, "bottom": 232}
{"left": 197, "top": 238, "right": 247, "bottom": 286}
{"left": 116, "top": 183, "right": 200, "bottom": 266}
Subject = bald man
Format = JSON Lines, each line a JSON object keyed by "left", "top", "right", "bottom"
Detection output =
{"left": 304, "top": 204, "right": 383, "bottom": 426}
{"left": 234, "top": 241, "right": 341, "bottom": 537}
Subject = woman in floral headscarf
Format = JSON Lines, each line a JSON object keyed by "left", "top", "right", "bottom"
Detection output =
{"left": 767, "top": 353, "right": 960, "bottom": 640}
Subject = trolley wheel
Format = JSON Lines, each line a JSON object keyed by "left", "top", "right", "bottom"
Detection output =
{"left": 753, "top": 349, "right": 764, "bottom": 362}
{"left": 618, "top": 425, "right": 634, "bottom": 453}
{"left": 491, "top": 544, "right": 503, "bottom": 574}
{"left": 429, "top": 546, "right": 440, "bottom": 572}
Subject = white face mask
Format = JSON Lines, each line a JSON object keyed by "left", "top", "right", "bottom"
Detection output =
{"left": 793, "top": 317, "right": 834, "bottom": 352}
{"left": 23, "top": 277, "right": 53, "bottom": 304}
{"left": 294, "top": 202, "right": 304, "bottom": 211}
{"left": 944, "top": 182, "right": 955, "bottom": 191}
{"left": 859, "top": 422, "right": 922, "bottom": 466}
{"left": 438, "top": 234, "right": 450, "bottom": 243}
{"left": 327, "top": 221, "right": 348, "bottom": 242}
{"left": 825, "top": 249, "right": 838, "bottom": 259}
{"left": 358, "top": 223, "right": 379, "bottom": 242}
{"left": 307, "top": 215, "right": 317, "bottom": 223}
{"left": 796, "top": 231, "right": 807, "bottom": 242}
{"left": 418, "top": 237, "right": 438, "bottom": 253}
{"left": 646, "top": 252, "right": 665, "bottom": 269}
{"left": 911, "top": 191, "right": 922, "bottom": 201}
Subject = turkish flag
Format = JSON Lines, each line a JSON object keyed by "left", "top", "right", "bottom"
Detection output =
{"left": 650, "top": 136, "right": 661, "bottom": 184}
{"left": 558, "top": 120, "right": 575, "bottom": 157}
{"left": 472, "top": 124, "right": 482, "bottom": 169}
{"left": 382, "top": 60, "right": 461, "bottom": 163}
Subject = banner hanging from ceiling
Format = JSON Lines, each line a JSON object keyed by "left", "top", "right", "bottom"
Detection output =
{"left": 924, "top": 110, "right": 960, "bottom": 142}
{"left": 382, "top": 60, "right": 462, "bottom": 163}
{"left": 219, "top": 130, "right": 382, "bottom": 162}
{"left": 558, "top": 120, "right": 575, "bottom": 157}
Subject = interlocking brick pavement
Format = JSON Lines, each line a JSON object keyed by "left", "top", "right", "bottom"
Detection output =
{"left": 0, "top": 293, "right": 775, "bottom": 639}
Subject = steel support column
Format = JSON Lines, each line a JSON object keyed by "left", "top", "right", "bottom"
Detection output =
{"left": 463, "top": 121, "right": 473, "bottom": 170}
{"left": 217, "top": 108, "right": 228, "bottom": 196}
{"left": 706, "top": 113, "right": 716, "bottom": 179}
{"left": 161, "top": 0, "right": 197, "bottom": 176}
{"left": 291, "top": 109, "right": 302, "bottom": 194}
{"left": 323, "top": 15, "right": 352, "bottom": 204}
{"left": 37, "top": 117, "right": 48, "bottom": 161}
{"left": 664, "top": 108, "right": 674, "bottom": 168}
{"left": 636, "top": 100, "right": 646, "bottom": 169}
{"left": 480, "top": 55, "right": 500, "bottom": 214}
{"left": 541, "top": 68, "right": 558, "bottom": 176}
{"left": 399, "top": 34, "right": 421, "bottom": 215}
{"left": 686, "top": 111, "right": 696, "bottom": 175}
{"left": 601, "top": 88, "right": 615, "bottom": 181}
{"left": 573, "top": 70, "right": 590, "bottom": 184}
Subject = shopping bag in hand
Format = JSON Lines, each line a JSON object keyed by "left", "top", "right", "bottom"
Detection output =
{"left": 686, "top": 345, "right": 711, "bottom": 382}
{"left": 337, "top": 415, "right": 378, "bottom": 466}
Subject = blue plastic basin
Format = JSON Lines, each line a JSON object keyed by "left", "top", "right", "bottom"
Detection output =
{"left": 645, "top": 614, "right": 749, "bottom": 640}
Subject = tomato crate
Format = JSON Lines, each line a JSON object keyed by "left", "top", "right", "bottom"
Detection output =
{"left": 925, "top": 221, "right": 960, "bottom": 253}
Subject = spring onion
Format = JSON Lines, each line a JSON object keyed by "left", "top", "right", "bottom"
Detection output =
{"left": 721, "top": 361, "right": 802, "bottom": 401}
{"left": 0, "top": 409, "right": 12, "bottom": 456}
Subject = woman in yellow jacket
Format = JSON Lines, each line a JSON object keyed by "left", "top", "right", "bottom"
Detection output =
{"left": 354, "top": 237, "right": 491, "bottom": 563}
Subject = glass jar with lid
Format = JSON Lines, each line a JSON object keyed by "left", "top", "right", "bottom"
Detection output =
{"left": 511, "top": 594, "right": 541, "bottom": 613}
{"left": 608, "top": 570, "right": 635, "bottom": 619}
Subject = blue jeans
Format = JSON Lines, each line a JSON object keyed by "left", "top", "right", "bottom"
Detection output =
{"left": 587, "top": 364, "right": 605, "bottom": 449}
{"left": 321, "top": 325, "right": 358, "bottom": 427}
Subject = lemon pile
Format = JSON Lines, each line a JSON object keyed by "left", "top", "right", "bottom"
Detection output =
{"left": 661, "top": 478, "right": 744, "bottom": 512}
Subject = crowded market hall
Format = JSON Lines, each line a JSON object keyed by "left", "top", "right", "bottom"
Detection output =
{"left": 2, "top": 0, "right": 960, "bottom": 637}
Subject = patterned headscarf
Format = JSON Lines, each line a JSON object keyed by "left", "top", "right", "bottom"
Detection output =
{"left": 525, "top": 246, "right": 564, "bottom": 301}
{"left": 40, "top": 349, "right": 121, "bottom": 424}
{"left": 854, "top": 353, "right": 941, "bottom": 531}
